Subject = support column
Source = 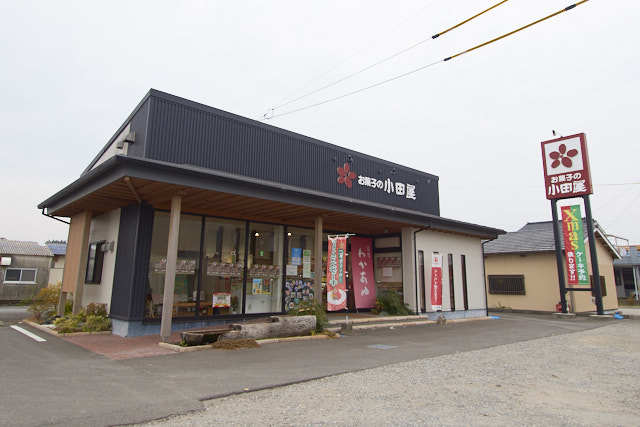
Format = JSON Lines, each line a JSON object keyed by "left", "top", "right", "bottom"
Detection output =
{"left": 313, "top": 216, "right": 323, "bottom": 305}
{"left": 401, "top": 227, "right": 418, "bottom": 314}
{"left": 60, "top": 210, "right": 93, "bottom": 315}
{"left": 583, "top": 195, "right": 604, "bottom": 315}
{"left": 160, "top": 195, "right": 182, "bottom": 342}
{"left": 634, "top": 266, "right": 639, "bottom": 302}
{"left": 550, "top": 199, "right": 568, "bottom": 313}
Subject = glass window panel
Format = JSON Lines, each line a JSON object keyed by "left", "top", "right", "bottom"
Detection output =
{"left": 246, "top": 223, "right": 284, "bottom": 314}
{"left": 21, "top": 269, "right": 36, "bottom": 282}
{"left": 284, "top": 227, "right": 315, "bottom": 311}
{"left": 201, "top": 218, "right": 246, "bottom": 316}
{"left": 85, "top": 243, "right": 97, "bottom": 283}
{"left": 5, "top": 269, "right": 21, "bottom": 282}
{"left": 146, "top": 212, "right": 202, "bottom": 319}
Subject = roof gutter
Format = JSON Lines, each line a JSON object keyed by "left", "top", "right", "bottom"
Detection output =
{"left": 41, "top": 208, "right": 70, "bottom": 225}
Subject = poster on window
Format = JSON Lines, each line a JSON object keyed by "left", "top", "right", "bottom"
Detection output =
{"left": 326, "top": 236, "right": 347, "bottom": 311}
{"left": 350, "top": 237, "right": 376, "bottom": 309}
{"left": 561, "top": 205, "right": 590, "bottom": 285}
{"left": 291, "top": 248, "right": 302, "bottom": 265}
{"left": 431, "top": 253, "right": 443, "bottom": 311}
{"left": 302, "top": 249, "right": 312, "bottom": 278}
{"left": 284, "top": 279, "right": 314, "bottom": 310}
{"left": 212, "top": 292, "right": 231, "bottom": 308}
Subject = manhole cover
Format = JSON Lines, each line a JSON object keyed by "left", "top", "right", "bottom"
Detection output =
{"left": 367, "top": 344, "right": 398, "bottom": 350}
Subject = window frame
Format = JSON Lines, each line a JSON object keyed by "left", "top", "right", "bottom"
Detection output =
{"left": 85, "top": 240, "right": 106, "bottom": 284}
{"left": 3, "top": 268, "right": 38, "bottom": 284}
{"left": 488, "top": 274, "right": 526, "bottom": 295}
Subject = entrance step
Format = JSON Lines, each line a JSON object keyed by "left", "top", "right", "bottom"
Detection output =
{"left": 327, "top": 315, "right": 435, "bottom": 332}
{"left": 327, "top": 315, "right": 422, "bottom": 327}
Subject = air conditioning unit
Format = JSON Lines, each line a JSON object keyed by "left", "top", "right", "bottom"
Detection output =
{"left": 1, "top": 257, "right": 11, "bottom": 266}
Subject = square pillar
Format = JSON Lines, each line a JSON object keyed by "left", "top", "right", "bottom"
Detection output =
{"left": 160, "top": 195, "right": 182, "bottom": 342}
{"left": 60, "top": 210, "right": 92, "bottom": 315}
{"left": 401, "top": 227, "right": 418, "bottom": 314}
{"left": 314, "top": 216, "right": 323, "bottom": 304}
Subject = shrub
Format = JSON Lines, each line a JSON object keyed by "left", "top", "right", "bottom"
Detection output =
{"left": 287, "top": 300, "right": 328, "bottom": 333}
{"left": 376, "top": 291, "right": 411, "bottom": 316}
{"left": 28, "top": 285, "right": 61, "bottom": 324}
{"left": 54, "top": 316, "right": 82, "bottom": 334}
{"left": 85, "top": 303, "right": 107, "bottom": 317}
{"left": 82, "top": 315, "right": 111, "bottom": 332}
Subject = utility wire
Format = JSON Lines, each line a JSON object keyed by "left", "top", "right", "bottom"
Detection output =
{"left": 432, "top": 0, "right": 510, "bottom": 39}
{"left": 444, "top": 0, "right": 589, "bottom": 61}
{"left": 266, "top": 0, "right": 438, "bottom": 114}
{"left": 264, "top": 0, "right": 512, "bottom": 118}
{"left": 266, "top": 1, "right": 590, "bottom": 121}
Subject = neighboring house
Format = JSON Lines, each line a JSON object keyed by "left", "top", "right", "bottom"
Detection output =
{"left": 484, "top": 221, "right": 620, "bottom": 313}
{"left": 613, "top": 245, "right": 640, "bottom": 299}
{"left": 0, "top": 238, "right": 53, "bottom": 302}
{"left": 45, "top": 242, "right": 67, "bottom": 287}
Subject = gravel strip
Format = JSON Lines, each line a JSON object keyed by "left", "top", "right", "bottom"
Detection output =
{"left": 141, "top": 322, "right": 640, "bottom": 426}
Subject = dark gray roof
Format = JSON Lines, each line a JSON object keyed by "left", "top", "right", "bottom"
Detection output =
{"left": 45, "top": 242, "right": 67, "bottom": 256}
{"left": 614, "top": 246, "right": 640, "bottom": 267}
{"left": 484, "top": 220, "right": 619, "bottom": 258}
{"left": 0, "top": 239, "right": 53, "bottom": 257}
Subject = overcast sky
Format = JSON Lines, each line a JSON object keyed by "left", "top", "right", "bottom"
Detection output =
{"left": 1, "top": 0, "right": 639, "bottom": 245}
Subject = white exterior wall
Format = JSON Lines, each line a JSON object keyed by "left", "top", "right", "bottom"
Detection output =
{"left": 48, "top": 255, "right": 65, "bottom": 286}
{"left": 415, "top": 230, "right": 486, "bottom": 312}
{"left": 82, "top": 209, "right": 121, "bottom": 312}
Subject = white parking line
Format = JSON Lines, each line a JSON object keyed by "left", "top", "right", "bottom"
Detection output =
{"left": 10, "top": 325, "right": 47, "bottom": 342}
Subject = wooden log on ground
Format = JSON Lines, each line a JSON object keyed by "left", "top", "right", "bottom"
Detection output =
{"left": 221, "top": 315, "right": 316, "bottom": 340}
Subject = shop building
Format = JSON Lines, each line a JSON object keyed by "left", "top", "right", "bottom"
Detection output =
{"left": 39, "top": 89, "right": 503, "bottom": 337}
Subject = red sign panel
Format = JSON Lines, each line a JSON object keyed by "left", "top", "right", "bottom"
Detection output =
{"left": 541, "top": 133, "right": 593, "bottom": 200}
{"left": 430, "top": 253, "right": 443, "bottom": 311}
{"left": 326, "top": 236, "right": 347, "bottom": 311}
{"left": 350, "top": 237, "right": 376, "bottom": 309}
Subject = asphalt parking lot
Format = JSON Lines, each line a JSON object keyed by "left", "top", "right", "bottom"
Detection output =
{"left": 0, "top": 310, "right": 622, "bottom": 427}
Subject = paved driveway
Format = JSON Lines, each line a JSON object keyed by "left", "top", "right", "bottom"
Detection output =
{"left": 0, "top": 314, "right": 614, "bottom": 427}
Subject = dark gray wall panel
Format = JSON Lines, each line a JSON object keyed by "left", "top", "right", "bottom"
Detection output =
{"left": 145, "top": 95, "right": 440, "bottom": 215}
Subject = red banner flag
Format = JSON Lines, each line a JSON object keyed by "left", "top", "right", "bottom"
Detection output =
{"left": 350, "top": 237, "right": 376, "bottom": 309}
{"left": 561, "top": 205, "right": 590, "bottom": 285}
{"left": 326, "top": 236, "right": 347, "bottom": 311}
{"left": 431, "top": 253, "right": 443, "bottom": 311}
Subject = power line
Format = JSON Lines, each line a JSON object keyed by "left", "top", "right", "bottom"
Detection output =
{"left": 266, "top": 0, "right": 438, "bottom": 114}
{"left": 266, "top": 1, "right": 591, "bottom": 121}
{"left": 264, "top": 0, "right": 513, "bottom": 118}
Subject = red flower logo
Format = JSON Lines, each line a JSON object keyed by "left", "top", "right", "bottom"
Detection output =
{"left": 337, "top": 162, "right": 356, "bottom": 188}
{"left": 549, "top": 144, "right": 578, "bottom": 168}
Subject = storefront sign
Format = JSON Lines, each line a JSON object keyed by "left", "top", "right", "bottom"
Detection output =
{"left": 350, "top": 237, "right": 376, "bottom": 309}
{"left": 337, "top": 162, "right": 417, "bottom": 200}
{"left": 302, "top": 249, "right": 312, "bottom": 278}
{"left": 326, "top": 236, "right": 347, "bottom": 311}
{"left": 561, "top": 205, "right": 590, "bottom": 285}
{"left": 541, "top": 133, "right": 593, "bottom": 200}
{"left": 431, "top": 253, "right": 443, "bottom": 311}
{"left": 212, "top": 292, "right": 231, "bottom": 308}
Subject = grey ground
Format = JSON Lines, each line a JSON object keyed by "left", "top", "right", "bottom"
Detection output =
{"left": 0, "top": 306, "right": 634, "bottom": 427}
{"left": 143, "top": 322, "right": 640, "bottom": 426}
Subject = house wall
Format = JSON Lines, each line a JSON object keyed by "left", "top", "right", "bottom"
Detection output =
{"left": 81, "top": 209, "right": 121, "bottom": 312}
{"left": 416, "top": 230, "right": 486, "bottom": 314}
{"left": 0, "top": 255, "right": 51, "bottom": 302}
{"left": 485, "top": 237, "right": 618, "bottom": 313}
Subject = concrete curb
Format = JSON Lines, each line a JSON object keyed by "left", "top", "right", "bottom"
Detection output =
{"left": 328, "top": 315, "right": 421, "bottom": 326}
{"left": 328, "top": 315, "right": 492, "bottom": 332}
{"left": 23, "top": 320, "right": 112, "bottom": 337}
{"left": 158, "top": 333, "right": 340, "bottom": 353}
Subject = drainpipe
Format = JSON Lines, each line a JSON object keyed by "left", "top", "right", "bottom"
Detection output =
{"left": 413, "top": 227, "right": 430, "bottom": 315}
{"left": 481, "top": 237, "right": 497, "bottom": 317}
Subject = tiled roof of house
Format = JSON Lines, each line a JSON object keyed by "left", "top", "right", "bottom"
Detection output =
{"left": 45, "top": 242, "right": 67, "bottom": 256}
{"left": 0, "top": 239, "right": 53, "bottom": 257}
{"left": 484, "top": 220, "right": 619, "bottom": 259}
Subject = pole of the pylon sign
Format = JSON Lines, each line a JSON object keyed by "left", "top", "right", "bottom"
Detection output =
{"left": 550, "top": 198, "right": 568, "bottom": 313}
{"left": 583, "top": 195, "right": 605, "bottom": 315}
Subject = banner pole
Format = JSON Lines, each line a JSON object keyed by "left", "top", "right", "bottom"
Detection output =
{"left": 583, "top": 195, "right": 605, "bottom": 315}
{"left": 550, "top": 199, "right": 568, "bottom": 313}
